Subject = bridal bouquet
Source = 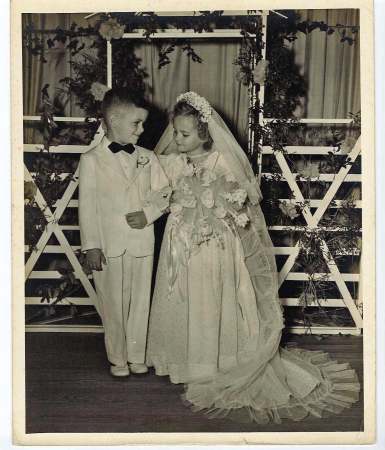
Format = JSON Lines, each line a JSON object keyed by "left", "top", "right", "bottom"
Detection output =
{"left": 169, "top": 156, "right": 251, "bottom": 253}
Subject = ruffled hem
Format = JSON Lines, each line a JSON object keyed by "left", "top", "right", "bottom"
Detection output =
{"left": 181, "top": 348, "right": 360, "bottom": 424}
{"left": 147, "top": 356, "right": 219, "bottom": 384}
{"left": 147, "top": 353, "right": 249, "bottom": 384}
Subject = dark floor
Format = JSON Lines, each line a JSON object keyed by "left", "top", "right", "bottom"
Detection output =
{"left": 25, "top": 332, "right": 364, "bottom": 433}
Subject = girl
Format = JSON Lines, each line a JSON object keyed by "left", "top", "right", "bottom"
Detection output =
{"left": 146, "top": 92, "right": 360, "bottom": 424}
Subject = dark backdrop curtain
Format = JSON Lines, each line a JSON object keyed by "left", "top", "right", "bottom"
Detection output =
{"left": 290, "top": 9, "right": 360, "bottom": 119}
{"left": 22, "top": 11, "right": 361, "bottom": 143}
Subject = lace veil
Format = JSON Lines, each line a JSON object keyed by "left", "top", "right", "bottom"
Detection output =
{"left": 151, "top": 93, "right": 359, "bottom": 423}
{"left": 155, "top": 104, "right": 262, "bottom": 205}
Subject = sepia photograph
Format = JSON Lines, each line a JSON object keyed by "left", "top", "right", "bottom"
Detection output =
{"left": 11, "top": 0, "right": 376, "bottom": 445}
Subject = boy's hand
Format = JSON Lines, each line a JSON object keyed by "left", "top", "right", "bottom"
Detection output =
{"left": 86, "top": 248, "right": 106, "bottom": 271}
{"left": 126, "top": 210, "right": 148, "bottom": 229}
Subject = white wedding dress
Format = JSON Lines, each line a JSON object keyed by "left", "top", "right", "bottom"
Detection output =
{"left": 146, "top": 149, "right": 360, "bottom": 424}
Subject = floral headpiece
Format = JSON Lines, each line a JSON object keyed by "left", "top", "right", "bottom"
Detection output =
{"left": 176, "top": 91, "right": 212, "bottom": 123}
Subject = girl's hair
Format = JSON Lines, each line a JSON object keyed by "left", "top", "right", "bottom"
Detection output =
{"left": 173, "top": 101, "right": 213, "bottom": 150}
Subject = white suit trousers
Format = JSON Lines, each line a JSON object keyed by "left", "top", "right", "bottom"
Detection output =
{"left": 92, "top": 251, "right": 153, "bottom": 366}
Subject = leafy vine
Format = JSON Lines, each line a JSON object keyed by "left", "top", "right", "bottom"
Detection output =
{"left": 23, "top": 11, "right": 361, "bottom": 329}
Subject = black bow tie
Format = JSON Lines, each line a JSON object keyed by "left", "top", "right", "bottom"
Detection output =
{"left": 108, "top": 142, "right": 135, "bottom": 154}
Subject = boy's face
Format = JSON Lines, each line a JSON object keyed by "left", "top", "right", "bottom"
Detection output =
{"left": 106, "top": 104, "right": 148, "bottom": 145}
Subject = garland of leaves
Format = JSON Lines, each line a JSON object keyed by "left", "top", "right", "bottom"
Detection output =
{"left": 24, "top": 11, "right": 361, "bottom": 329}
{"left": 233, "top": 11, "right": 361, "bottom": 329}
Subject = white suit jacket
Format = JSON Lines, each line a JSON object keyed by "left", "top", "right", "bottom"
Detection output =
{"left": 79, "top": 136, "right": 170, "bottom": 258}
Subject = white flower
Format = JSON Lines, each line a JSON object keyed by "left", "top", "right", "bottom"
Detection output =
{"left": 170, "top": 203, "right": 183, "bottom": 223}
{"left": 223, "top": 192, "right": 233, "bottom": 203}
{"left": 232, "top": 189, "right": 248, "bottom": 207}
{"left": 199, "top": 219, "right": 213, "bottom": 237}
{"left": 253, "top": 60, "right": 269, "bottom": 85}
{"left": 195, "top": 166, "right": 203, "bottom": 177}
{"left": 201, "top": 169, "right": 217, "bottom": 186}
{"left": 225, "top": 173, "right": 236, "bottom": 183}
{"left": 177, "top": 179, "right": 193, "bottom": 195}
{"left": 213, "top": 206, "right": 227, "bottom": 219}
{"left": 90, "top": 82, "right": 110, "bottom": 101}
{"left": 182, "top": 163, "right": 195, "bottom": 177}
{"left": 223, "top": 189, "right": 248, "bottom": 207}
{"left": 279, "top": 201, "right": 299, "bottom": 220}
{"left": 137, "top": 155, "right": 150, "bottom": 167}
{"left": 234, "top": 213, "right": 250, "bottom": 228}
{"left": 170, "top": 203, "right": 183, "bottom": 215}
{"left": 200, "top": 189, "right": 214, "bottom": 209}
{"left": 180, "top": 196, "right": 197, "bottom": 208}
{"left": 98, "top": 18, "right": 125, "bottom": 41}
{"left": 176, "top": 91, "right": 212, "bottom": 123}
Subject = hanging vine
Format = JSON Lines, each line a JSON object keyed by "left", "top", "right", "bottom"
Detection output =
{"left": 23, "top": 11, "right": 361, "bottom": 329}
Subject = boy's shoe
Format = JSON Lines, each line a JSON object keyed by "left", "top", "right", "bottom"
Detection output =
{"left": 129, "top": 363, "right": 148, "bottom": 374}
{"left": 110, "top": 364, "right": 130, "bottom": 377}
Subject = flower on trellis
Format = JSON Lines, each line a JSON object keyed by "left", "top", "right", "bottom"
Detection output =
{"left": 235, "top": 70, "right": 249, "bottom": 85}
{"left": 339, "top": 135, "right": 357, "bottom": 154}
{"left": 252, "top": 59, "right": 269, "bottom": 85}
{"left": 90, "top": 82, "right": 110, "bottom": 101}
{"left": 22, "top": 13, "right": 362, "bottom": 330}
{"left": 98, "top": 17, "right": 126, "bottom": 41}
{"left": 298, "top": 163, "right": 320, "bottom": 179}
{"left": 279, "top": 200, "right": 300, "bottom": 220}
{"left": 24, "top": 181, "right": 37, "bottom": 205}
{"left": 298, "top": 291, "right": 317, "bottom": 307}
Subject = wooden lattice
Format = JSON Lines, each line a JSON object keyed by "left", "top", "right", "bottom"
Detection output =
{"left": 24, "top": 12, "right": 362, "bottom": 334}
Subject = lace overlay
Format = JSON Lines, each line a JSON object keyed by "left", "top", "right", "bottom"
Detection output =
{"left": 146, "top": 151, "right": 360, "bottom": 423}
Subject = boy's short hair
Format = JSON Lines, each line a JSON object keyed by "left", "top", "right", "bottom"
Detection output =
{"left": 101, "top": 87, "right": 148, "bottom": 124}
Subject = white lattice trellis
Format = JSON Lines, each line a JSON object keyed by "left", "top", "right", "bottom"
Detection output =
{"left": 24, "top": 10, "right": 362, "bottom": 334}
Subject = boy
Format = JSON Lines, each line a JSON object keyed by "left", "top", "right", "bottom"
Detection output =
{"left": 79, "top": 88, "right": 170, "bottom": 377}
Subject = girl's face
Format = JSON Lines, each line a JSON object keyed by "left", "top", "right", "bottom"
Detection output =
{"left": 173, "top": 115, "right": 206, "bottom": 156}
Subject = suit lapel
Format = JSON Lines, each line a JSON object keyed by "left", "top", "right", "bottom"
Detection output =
{"left": 95, "top": 137, "right": 131, "bottom": 182}
{"left": 119, "top": 149, "right": 138, "bottom": 181}
{"left": 125, "top": 147, "right": 144, "bottom": 192}
{"left": 95, "top": 139, "right": 149, "bottom": 193}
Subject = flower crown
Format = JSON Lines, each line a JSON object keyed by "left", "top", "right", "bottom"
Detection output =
{"left": 176, "top": 91, "right": 212, "bottom": 123}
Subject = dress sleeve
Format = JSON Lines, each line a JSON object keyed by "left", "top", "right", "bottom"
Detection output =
{"left": 142, "top": 153, "right": 172, "bottom": 225}
{"left": 156, "top": 153, "right": 178, "bottom": 180}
